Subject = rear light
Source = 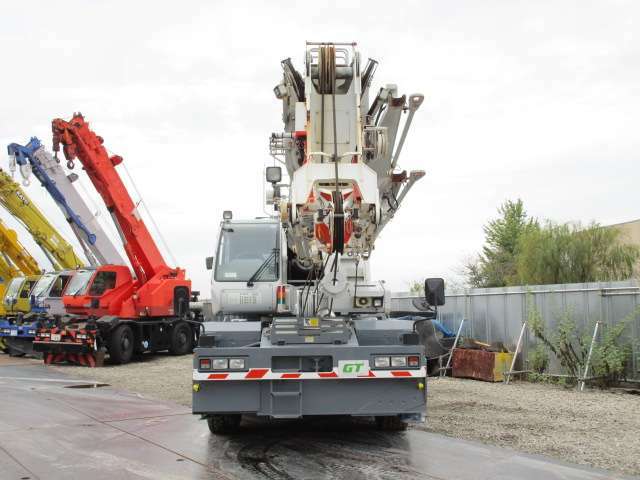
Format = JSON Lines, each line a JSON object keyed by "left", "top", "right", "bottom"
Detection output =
{"left": 391, "top": 356, "right": 407, "bottom": 367}
{"left": 199, "top": 358, "right": 211, "bottom": 370}
{"left": 211, "top": 358, "right": 229, "bottom": 370}
{"left": 276, "top": 285, "right": 286, "bottom": 305}
{"left": 408, "top": 355, "right": 420, "bottom": 368}
{"left": 373, "top": 356, "right": 390, "bottom": 368}
{"left": 229, "top": 358, "right": 246, "bottom": 370}
{"left": 276, "top": 285, "right": 289, "bottom": 313}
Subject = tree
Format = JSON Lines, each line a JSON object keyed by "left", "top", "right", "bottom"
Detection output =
{"left": 516, "top": 222, "right": 639, "bottom": 285}
{"left": 466, "top": 199, "right": 538, "bottom": 287}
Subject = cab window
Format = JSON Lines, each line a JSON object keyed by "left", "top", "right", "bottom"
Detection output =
{"left": 20, "top": 280, "right": 36, "bottom": 298}
{"left": 214, "top": 223, "right": 279, "bottom": 282}
{"left": 88, "top": 272, "right": 117, "bottom": 296}
{"left": 49, "top": 275, "right": 72, "bottom": 297}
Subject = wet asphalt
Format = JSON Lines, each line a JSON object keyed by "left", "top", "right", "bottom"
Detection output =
{"left": 0, "top": 357, "right": 634, "bottom": 480}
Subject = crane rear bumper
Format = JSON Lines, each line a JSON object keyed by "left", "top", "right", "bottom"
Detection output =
{"left": 33, "top": 341, "right": 92, "bottom": 355}
{"left": 192, "top": 343, "right": 427, "bottom": 419}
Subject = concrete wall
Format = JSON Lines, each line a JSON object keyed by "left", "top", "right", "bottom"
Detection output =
{"left": 391, "top": 279, "right": 640, "bottom": 380}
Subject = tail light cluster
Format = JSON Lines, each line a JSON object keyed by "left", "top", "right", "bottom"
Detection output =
{"left": 199, "top": 357, "right": 247, "bottom": 371}
{"left": 372, "top": 355, "right": 421, "bottom": 369}
{"left": 276, "top": 285, "right": 290, "bottom": 313}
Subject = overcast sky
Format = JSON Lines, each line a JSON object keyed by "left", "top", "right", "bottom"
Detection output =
{"left": 1, "top": 1, "right": 638, "bottom": 293}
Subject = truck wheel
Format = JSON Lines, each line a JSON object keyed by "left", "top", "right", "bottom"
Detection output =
{"left": 375, "top": 416, "right": 407, "bottom": 431}
{"left": 109, "top": 324, "right": 134, "bottom": 364}
{"left": 169, "top": 321, "right": 192, "bottom": 355}
{"left": 207, "top": 414, "right": 241, "bottom": 434}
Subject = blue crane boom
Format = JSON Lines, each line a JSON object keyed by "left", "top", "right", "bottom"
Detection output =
{"left": 7, "top": 137, "right": 125, "bottom": 267}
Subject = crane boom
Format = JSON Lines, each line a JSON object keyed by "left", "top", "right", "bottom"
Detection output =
{"left": 0, "top": 218, "right": 42, "bottom": 276}
{"left": 0, "top": 253, "right": 19, "bottom": 282}
{"left": 0, "top": 217, "right": 43, "bottom": 319}
{"left": 7, "top": 138, "right": 126, "bottom": 268}
{"left": 0, "top": 169, "right": 84, "bottom": 270}
{"left": 52, "top": 114, "right": 167, "bottom": 284}
{"left": 0, "top": 235, "right": 20, "bottom": 313}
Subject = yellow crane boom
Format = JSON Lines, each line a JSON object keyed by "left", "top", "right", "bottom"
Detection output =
{"left": 0, "top": 251, "right": 19, "bottom": 314}
{"left": 0, "top": 168, "right": 85, "bottom": 270}
{"left": 0, "top": 218, "right": 42, "bottom": 276}
{"left": 0, "top": 218, "right": 43, "bottom": 318}
{"left": 0, "top": 251, "right": 19, "bottom": 282}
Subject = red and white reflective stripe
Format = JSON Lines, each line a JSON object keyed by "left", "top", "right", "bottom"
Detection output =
{"left": 192, "top": 367, "right": 426, "bottom": 381}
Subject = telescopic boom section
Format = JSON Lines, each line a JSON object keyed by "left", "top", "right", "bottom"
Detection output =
{"left": 0, "top": 219, "right": 41, "bottom": 276}
{"left": 7, "top": 138, "right": 126, "bottom": 267}
{"left": 52, "top": 114, "right": 168, "bottom": 284}
{"left": 51, "top": 113, "right": 189, "bottom": 321}
{"left": 0, "top": 169, "right": 84, "bottom": 270}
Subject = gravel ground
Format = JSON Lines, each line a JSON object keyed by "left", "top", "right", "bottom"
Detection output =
{"left": 56, "top": 354, "right": 640, "bottom": 476}
{"left": 423, "top": 376, "right": 640, "bottom": 476}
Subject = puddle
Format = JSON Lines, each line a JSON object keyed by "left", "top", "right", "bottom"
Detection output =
{"left": 64, "top": 383, "right": 110, "bottom": 389}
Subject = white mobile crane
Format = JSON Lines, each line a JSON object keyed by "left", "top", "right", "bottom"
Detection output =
{"left": 192, "top": 42, "right": 444, "bottom": 433}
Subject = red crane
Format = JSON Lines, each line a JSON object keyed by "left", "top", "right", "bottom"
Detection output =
{"left": 34, "top": 113, "right": 193, "bottom": 366}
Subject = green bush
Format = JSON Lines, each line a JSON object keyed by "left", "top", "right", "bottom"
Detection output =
{"left": 526, "top": 295, "right": 637, "bottom": 388}
{"left": 590, "top": 313, "right": 636, "bottom": 387}
{"left": 529, "top": 344, "right": 549, "bottom": 373}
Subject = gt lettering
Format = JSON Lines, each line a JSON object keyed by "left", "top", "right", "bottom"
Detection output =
{"left": 342, "top": 363, "right": 363, "bottom": 373}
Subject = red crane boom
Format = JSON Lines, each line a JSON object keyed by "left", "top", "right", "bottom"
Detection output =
{"left": 51, "top": 113, "right": 190, "bottom": 319}
{"left": 52, "top": 114, "right": 166, "bottom": 284}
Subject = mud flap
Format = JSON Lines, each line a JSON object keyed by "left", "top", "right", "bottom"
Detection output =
{"left": 43, "top": 351, "right": 105, "bottom": 368}
{"left": 6, "top": 338, "right": 42, "bottom": 359}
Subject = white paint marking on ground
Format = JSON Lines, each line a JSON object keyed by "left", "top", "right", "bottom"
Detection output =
{"left": 0, "top": 376, "right": 100, "bottom": 384}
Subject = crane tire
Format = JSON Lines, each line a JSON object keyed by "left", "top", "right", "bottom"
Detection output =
{"left": 375, "top": 416, "right": 408, "bottom": 431}
{"left": 207, "top": 414, "right": 241, "bottom": 434}
{"left": 169, "top": 321, "right": 192, "bottom": 355}
{"left": 109, "top": 324, "right": 134, "bottom": 365}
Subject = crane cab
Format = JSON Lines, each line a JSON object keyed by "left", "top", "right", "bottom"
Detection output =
{"left": 30, "top": 269, "right": 94, "bottom": 317}
{"left": 63, "top": 265, "right": 134, "bottom": 316}
{"left": 207, "top": 217, "right": 286, "bottom": 319}
{"left": 3, "top": 275, "right": 40, "bottom": 315}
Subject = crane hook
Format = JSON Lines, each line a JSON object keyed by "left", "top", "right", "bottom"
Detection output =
{"left": 67, "top": 159, "right": 75, "bottom": 170}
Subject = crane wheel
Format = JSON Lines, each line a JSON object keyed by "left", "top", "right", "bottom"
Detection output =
{"left": 207, "top": 414, "right": 241, "bottom": 434}
{"left": 375, "top": 416, "right": 407, "bottom": 431}
{"left": 169, "top": 321, "right": 192, "bottom": 355}
{"left": 108, "top": 324, "right": 134, "bottom": 364}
